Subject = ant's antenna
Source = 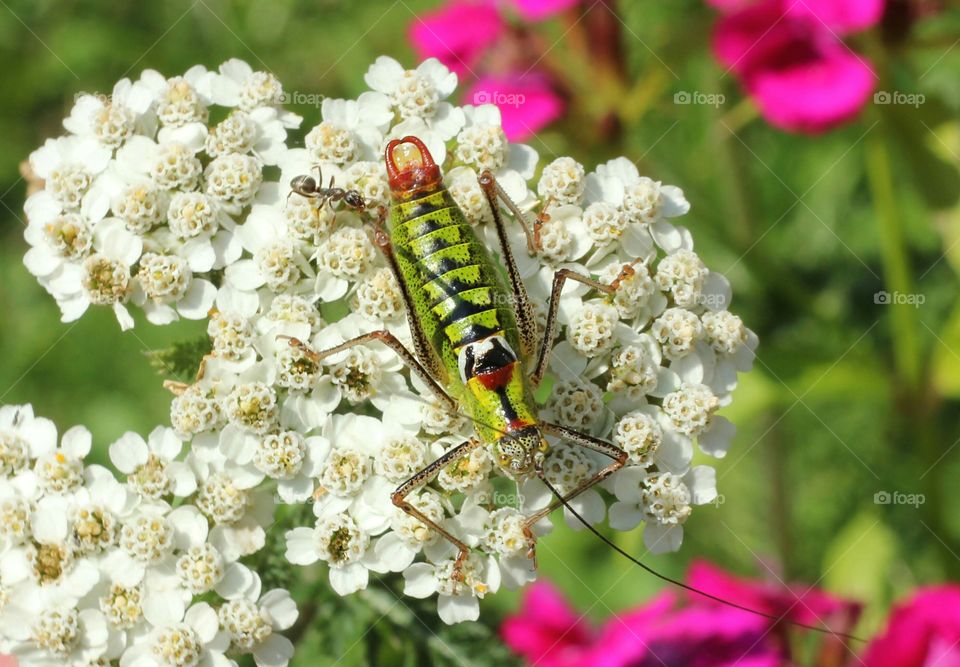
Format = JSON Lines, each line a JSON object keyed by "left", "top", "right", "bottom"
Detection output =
{"left": 536, "top": 473, "right": 865, "bottom": 643}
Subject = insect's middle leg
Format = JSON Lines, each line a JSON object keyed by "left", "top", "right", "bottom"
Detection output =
{"left": 530, "top": 264, "right": 637, "bottom": 388}
{"left": 281, "top": 331, "right": 454, "bottom": 411}
{"left": 522, "top": 422, "right": 627, "bottom": 567}
{"left": 392, "top": 437, "right": 483, "bottom": 580}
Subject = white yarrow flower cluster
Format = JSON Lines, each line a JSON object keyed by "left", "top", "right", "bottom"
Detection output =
{"left": 12, "top": 55, "right": 756, "bottom": 648}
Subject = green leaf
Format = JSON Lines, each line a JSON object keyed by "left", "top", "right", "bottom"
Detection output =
{"left": 931, "top": 300, "right": 960, "bottom": 398}
{"left": 822, "top": 511, "right": 899, "bottom": 630}
{"left": 143, "top": 336, "right": 211, "bottom": 381}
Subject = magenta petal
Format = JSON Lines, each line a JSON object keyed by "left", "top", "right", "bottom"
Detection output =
{"left": 466, "top": 74, "right": 565, "bottom": 140}
{"left": 711, "top": 0, "right": 793, "bottom": 73}
{"left": 864, "top": 586, "right": 960, "bottom": 667}
{"left": 409, "top": 0, "right": 506, "bottom": 77}
{"left": 510, "top": 0, "right": 582, "bottom": 21}
{"left": 747, "top": 45, "right": 875, "bottom": 133}
{"left": 786, "top": 0, "right": 885, "bottom": 33}
{"left": 500, "top": 581, "right": 594, "bottom": 667}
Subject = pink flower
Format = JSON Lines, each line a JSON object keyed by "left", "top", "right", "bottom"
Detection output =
{"left": 502, "top": 562, "right": 860, "bottom": 666}
{"left": 500, "top": 581, "right": 595, "bottom": 667}
{"left": 862, "top": 586, "right": 960, "bottom": 667}
{"left": 510, "top": 0, "right": 582, "bottom": 21}
{"left": 409, "top": 1, "right": 506, "bottom": 77}
{"left": 466, "top": 74, "right": 566, "bottom": 140}
{"left": 409, "top": 2, "right": 568, "bottom": 139}
{"left": 687, "top": 560, "right": 862, "bottom": 628}
{"left": 711, "top": 0, "right": 885, "bottom": 133}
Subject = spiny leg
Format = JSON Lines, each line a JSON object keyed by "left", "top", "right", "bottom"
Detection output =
{"left": 530, "top": 264, "right": 638, "bottom": 388}
{"left": 280, "top": 331, "right": 454, "bottom": 411}
{"left": 477, "top": 170, "right": 538, "bottom": 360}
{"left": 392, "top": 438, "right": 483, "bottom": 580}
{"left": 522, "top": 421, "right": 628, "bottom": 566}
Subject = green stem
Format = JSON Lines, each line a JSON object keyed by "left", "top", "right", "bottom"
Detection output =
{"left": 865, "top": 132, "right": 922, "bottom": 390}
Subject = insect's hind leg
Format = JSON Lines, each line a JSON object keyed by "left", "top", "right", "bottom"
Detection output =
{"left": 522, "top": 421, "right": 627, "bottom": 567}
{"left": 477, "top": 170, "right": 539, "bottom": 361}
{"left": 530, "top": 265, "right": 637, "bottom": 388}
{"left": 392, "top": 437, "right": 484, "bottom": 581}
{"left": 280, "top": 331, "right": 455, "bottom": 411}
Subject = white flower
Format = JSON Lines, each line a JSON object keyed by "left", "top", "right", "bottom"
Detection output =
{"left": 109, "top": 427, "right": 196, "bottom": 500}
{"left": 403, "top": 553, "right": 500, "bottom": 624}
{"left": 285, "top": 514, "right": 376, "bottom": 596}
{"left": 609, "top": 465, "right": 717, "bottom": 554}
{"left": 364, "top": 57, "right": 462, "bottom": 135}
{"left": 120, "top": 602, "right": 229, "bottom": 667}
{"left": 219, "top": 583, "right": 297, "bottom": 667}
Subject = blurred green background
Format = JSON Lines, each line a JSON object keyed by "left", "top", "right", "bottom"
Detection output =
{"left": 2, "top": 0, "right": 960, "bottom": 663}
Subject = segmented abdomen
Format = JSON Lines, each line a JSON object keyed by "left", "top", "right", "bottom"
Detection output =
{"left": 389, "top": 187, "right": 520, "bottom": 375}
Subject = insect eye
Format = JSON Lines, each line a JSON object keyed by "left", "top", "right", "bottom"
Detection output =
{"left": 498, "top": 453, "right": 511, "bottom": 465}
{"left": 538, "top": 440, "right": 548, "bottom": 453}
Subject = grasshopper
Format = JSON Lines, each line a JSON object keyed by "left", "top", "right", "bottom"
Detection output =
{"left": 289, "top": 136, "right": 863, "bottom": 642}
{"left": 291, "top": 135, "right": 633, "bottom": 578}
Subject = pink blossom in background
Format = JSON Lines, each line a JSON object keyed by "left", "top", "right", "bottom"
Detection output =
{"left": 509, "top": 0, "right": 582, "bottom": 21}
{"left": 687, "top": 560, "right": 862, "bottom": 628}
{"left": 710, "top": 0, "right": 885, "bottom": 133}
{"left": 862, "top": 586, "right": 960, "bottom": 667}
{"left": 466, "top": 74, "right": 566, "bottom": 140}
{"left": 409, "top": 1, "right": 506, "bottom": 76}
{"left": 501, "top": 581, "right": 596, "bottom": 667}
{"left": 410, "top": 1, "right": 569, "bottom": 140}
{"left": 502, "top": 563, "right": 860, "bottom": 666}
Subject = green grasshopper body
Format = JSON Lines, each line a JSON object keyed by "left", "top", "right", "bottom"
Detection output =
{"left": 384, "top": 137, "right": 545, "bottom": 471}
{"left": 292, "top": 135, "right": 629, "bottom": 573}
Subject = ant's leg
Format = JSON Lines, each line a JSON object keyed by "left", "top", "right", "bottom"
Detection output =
{"left": 521, "top": 422, "right": 627, "bottom": 566}
{"left": 280, "top": 331, "right": 454, "bottom": 411}
{"left": 392, "top": 438, "right": 483, "bottom": 581}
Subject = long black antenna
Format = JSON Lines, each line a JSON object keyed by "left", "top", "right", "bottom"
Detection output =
{"left": 537, "top": 473, "right": 865, "bottom": 643}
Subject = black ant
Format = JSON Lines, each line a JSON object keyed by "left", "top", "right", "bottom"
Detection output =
{"left": 289, "top": 166, "right": 365, "bottom": 212}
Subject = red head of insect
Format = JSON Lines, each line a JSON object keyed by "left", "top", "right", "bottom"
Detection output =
{"left": 385, "top": 136, "right": 442, "bottom": 199}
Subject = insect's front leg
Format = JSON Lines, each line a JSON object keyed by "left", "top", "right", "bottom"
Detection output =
{"left": 392, "top": 437, "right": 483, "bottom": 581}
{"left": 476, "top": 170, "right": 538, "bottom": 360}
{"left": 522, "top": 422, "right": 627, "bottom": 567}
{"left": 279, "top": 331, "right": 454, "bottom": 411}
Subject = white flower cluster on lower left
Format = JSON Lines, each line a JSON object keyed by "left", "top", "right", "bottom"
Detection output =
{"left": 0, "top": 405, "right": 296, "bottom": 667}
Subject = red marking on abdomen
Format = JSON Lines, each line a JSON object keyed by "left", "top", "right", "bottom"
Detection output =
{"left": 476, "top": 362, "right": 515, "bottom": 391}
